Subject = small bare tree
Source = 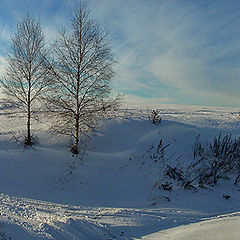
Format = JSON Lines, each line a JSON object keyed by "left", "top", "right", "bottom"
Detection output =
{"left": 45, "top": 2, "right": 120, "bottom": 154}
{"left": 1, "top": 13, "right": 50, "bottom": 145}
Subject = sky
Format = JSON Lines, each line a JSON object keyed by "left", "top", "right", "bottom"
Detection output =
{"left": 0, "top": 0, "right": 240, "bottom": 108}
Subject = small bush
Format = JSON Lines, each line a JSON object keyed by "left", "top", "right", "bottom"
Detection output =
{"left": 148, "top": 133, "right": 240, "bottom": 195}
{"left": 149, "top": 139, "right": 170, "bottom": 163}
{"left": 24, "top": 135, "right": 38, "bottom": 147}
{"left": 192, "top": 133, "right": 240, "bottom": 186}
{"left": 70, "top": 144, "right": 79, "bottom": 154}
{"left": 148, "top": 110, "right": 161, "bottom": 125}
{"left": 11, "top": 134, "right": 38, "bottom": 147}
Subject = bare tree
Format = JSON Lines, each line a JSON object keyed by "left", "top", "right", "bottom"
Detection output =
{"left": 0, "top": 13, "right": 50, "bottom": 145}
{"left": 45, "top": 1, "right": 120, "bottom": 154}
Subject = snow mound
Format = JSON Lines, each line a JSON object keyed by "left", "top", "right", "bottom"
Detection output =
{"left": 143, "top": 212, "right": 240, "bottom": 240}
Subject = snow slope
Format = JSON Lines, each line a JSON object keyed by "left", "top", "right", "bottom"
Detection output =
{"left": 0, "top": 104, "right": 239, "bottom": 239}
{"left": 143, "top": 212, "right": 240, "bottom": 240}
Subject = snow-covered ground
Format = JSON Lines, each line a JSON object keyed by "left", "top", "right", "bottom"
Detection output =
{"left": 143, "top": 212, "right": 240, "bottom": 240}
{"left": 0, "top": 104, "right": 240, "bottom": 239}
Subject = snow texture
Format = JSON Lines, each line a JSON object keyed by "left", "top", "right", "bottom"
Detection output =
{"left": 0, "top": 104, "right": 239, "bottom": 239}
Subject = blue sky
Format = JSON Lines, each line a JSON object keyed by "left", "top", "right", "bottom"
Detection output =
{"left": 0, "top": 0, "right": 240, "bottom": 107}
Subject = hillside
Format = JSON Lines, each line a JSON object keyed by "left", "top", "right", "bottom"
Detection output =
{"left": 0, "top": 105, "right": 240, "bottom": 239}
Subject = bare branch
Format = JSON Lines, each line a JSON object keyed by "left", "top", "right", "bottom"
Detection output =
{"left": 0, "top": 12, "right": 51, "bottom": 146}
{"left": 44, "top": 1, "right": 121, "bottom": 153}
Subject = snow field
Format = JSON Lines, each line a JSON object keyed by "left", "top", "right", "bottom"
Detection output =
{"left": 0, "top": 104, "right": 239, "bottom": 239}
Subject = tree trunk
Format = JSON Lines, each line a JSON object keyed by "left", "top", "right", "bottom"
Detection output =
{"left": 26, "top": 81, "right": 31, "bottom": 146}
{"left": 25, "top": 102, "right": 31, "bottom": 145}
{"left": 73, "top": 66, "right": 80, "bottom": 154}
{"left": 72, "top": 115, "right": 79, "bottom": 154}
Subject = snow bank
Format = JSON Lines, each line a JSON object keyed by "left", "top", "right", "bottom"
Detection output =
{"left": 143, "top": 213, "right": 240, "bottom": 240}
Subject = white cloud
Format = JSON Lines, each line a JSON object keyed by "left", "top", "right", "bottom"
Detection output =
{"left": 0, "top": 0, "right": 239, "bottom": 107}
{"left": 0, "top": 56, "right": 7, "bottom": 76}
{"left": 0, "top": 24, "right": 11, "bottom": 42}
{"left": 43, "top": 25, "right": 58, "bottom": 45}
{"left": 95, "top": 0, "right": 240, "bottom": 107}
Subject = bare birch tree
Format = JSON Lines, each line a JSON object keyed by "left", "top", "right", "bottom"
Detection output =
{"left": 45, "top": 2, "right": 120, "bottom": 153}
{"left": 0, "top": 13, "right": 50, "bottom": 145}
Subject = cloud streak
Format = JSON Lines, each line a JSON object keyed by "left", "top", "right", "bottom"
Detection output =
{"left": 88, "top": 0, "right": 240, "bottom": 107}
{"left": 0, "top": 0, "right": 239, "bottom": 107}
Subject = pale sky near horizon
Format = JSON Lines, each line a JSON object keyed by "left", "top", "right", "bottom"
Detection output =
{"left": 0, "top": 0, "right": 240, "bottom": 108}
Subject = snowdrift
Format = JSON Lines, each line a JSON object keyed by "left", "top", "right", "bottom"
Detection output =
{"left": 0, "top": 105, "right": 239, "bottom": 239}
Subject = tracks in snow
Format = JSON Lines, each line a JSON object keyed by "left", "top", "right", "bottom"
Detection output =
{"left": 0, "top": 193, "right": 238, "bottom": 239}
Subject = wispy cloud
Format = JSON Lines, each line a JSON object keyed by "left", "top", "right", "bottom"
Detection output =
{"left": 0, "top": 24, "right": 11, "bottom": 42}
{"left": 88, "top": 0, "right": 240, "bottom": 107}
{"left": 0, "top": 56, "right": 7, "bottom": 77}
{"left": 0, "top": 0, "right": 239, "bottom": 107}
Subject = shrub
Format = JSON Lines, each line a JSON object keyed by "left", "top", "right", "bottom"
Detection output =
{"left": 148, "top": 133, "right": 240, "bottom": 194}
{"left": 148, "top": 110, "right": 161, "bottom": 125}
{"left": 192, "top": 133, "right": 240, "bottom": 186}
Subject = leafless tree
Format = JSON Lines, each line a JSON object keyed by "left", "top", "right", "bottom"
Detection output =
{"left": 0, "top": 13, "right": 50, "bottom": 145}
{"left": 45, "top": 1, "right": 120, "bottom": 154}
